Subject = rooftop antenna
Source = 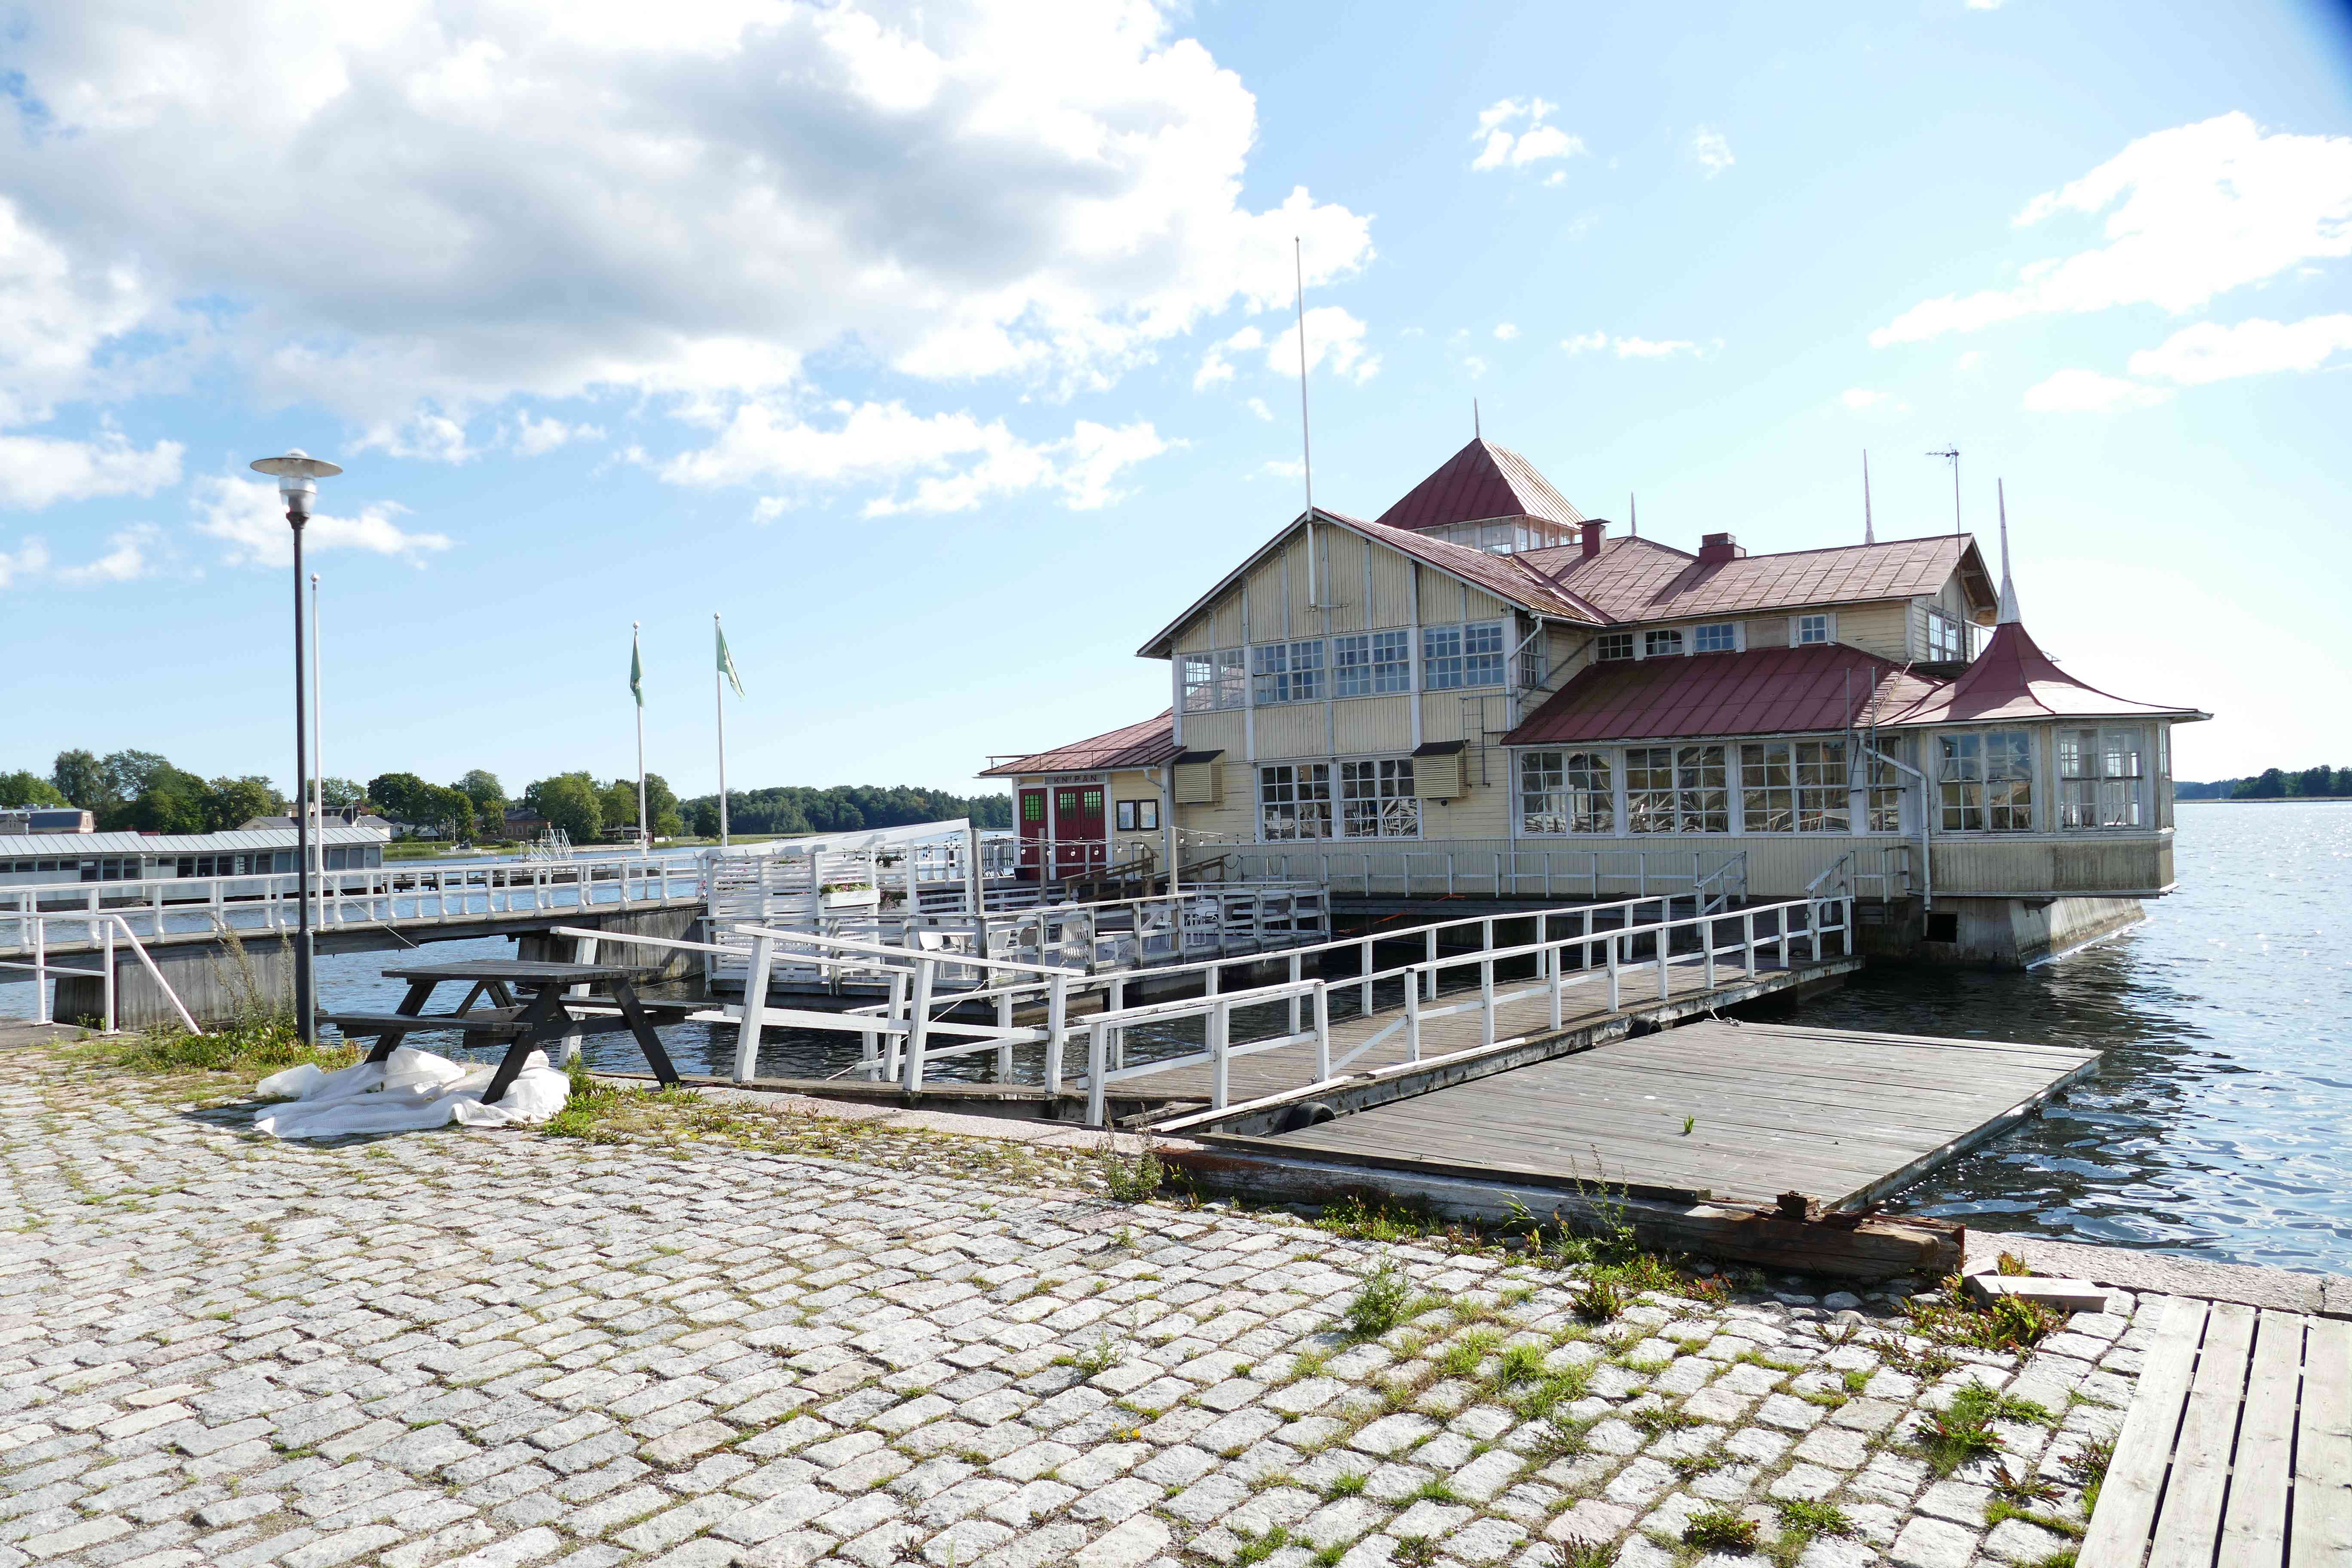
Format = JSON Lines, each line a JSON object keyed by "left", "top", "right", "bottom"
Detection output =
{"left": 1862, "top": 451, "right": 1875, "bottom": 545}
{"left": 1295, "top": 235, "right": 1320, "bottom": 611}
{"left": 1997, "top": 478, "right": 2021, "bottom": 625}
{"left": 1926, "top": 445, "right": 1960, "bottom": 536}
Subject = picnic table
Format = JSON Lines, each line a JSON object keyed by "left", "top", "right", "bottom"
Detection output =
{"left": 319, "top": 959, "right": 684, "bottom": 1106}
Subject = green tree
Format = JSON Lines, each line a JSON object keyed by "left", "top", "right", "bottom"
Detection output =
{"left": 2296, "top": 764, "right": 2337, "bottom": 798}
{"left": 524, "top": 772, "right": 603, "bottom": 843}
{"left": 101, "top": 750, "right": 172, "bottom": 806}
{"left": 112, "top": 763, "right": 211, "bottom": 834}
{"left": 203, "top": 775, "right": 285, "bottom": 831}
{"left": 454, "top": 769, "right": 507, "bottom": 828}
{"left": 367, "top": 772, "right": 435, "bottom": 826}
{"left": 0, "top": 771, "right": 69, "bottom": 808}
{"left": 51, "top": 749, "right": 107, "bottom": 810}
{"left": 319, "top": 777, "right": 365, "bottom": 809}
{"left": 2235, "top": 768, "right": 2290, "bottom": 799}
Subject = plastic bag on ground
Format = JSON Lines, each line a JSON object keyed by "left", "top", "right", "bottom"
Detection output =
{"left": 251, "top": 1046, "right": 568, "bottom": 1139}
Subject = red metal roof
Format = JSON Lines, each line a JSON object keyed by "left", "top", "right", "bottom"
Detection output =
{"left": 1375, "top": 439, "right": 1586, "bottom": 533}
{"left": 1503, "top": 644, "right": 1945, "bottom": 747}
{"left": 1882, "top": 622, "right": 2208, "bottom": 727}
{"left": 980, "top": 711, "right": 1177, "bottom": 778}
{"left": 1349, "top": 513, "right": 1608, "bottom": 624}
{"left": 1519, "top": 533, "right": 1993, "bottom": 624}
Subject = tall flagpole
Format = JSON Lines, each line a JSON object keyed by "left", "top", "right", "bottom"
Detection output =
{"left": 633, "top": 621, "right": 648, "bottom": 845}
{"left": 715, "top": 613, "right": 731, "bottom": 848}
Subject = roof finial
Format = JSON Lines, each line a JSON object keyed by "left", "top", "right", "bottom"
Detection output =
{"left": 1473, "top": 398, "right": 1480, "bottom": 441}
{"left": 1997, "top": 478, "right": 2021, "bottom": 625}
{"left": 1629, "top": 491, "right": 1638, "bottom": 537}
{"left": 1862, "top": 451, "right": 1874, "bottom": 545}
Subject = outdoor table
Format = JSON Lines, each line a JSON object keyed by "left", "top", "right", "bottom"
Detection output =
{"left": 319, "top": 958, "right": 683, "bottom": 1106}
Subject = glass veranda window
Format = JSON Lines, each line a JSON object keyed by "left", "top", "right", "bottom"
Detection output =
{"left": 1181, "top": 650, "right": 1245, "bottom": 711}
{"left": 1940, "top": 730, "right": 2033, "bottom": 831}
{"left": 2060, "top": 728, "right": 2144, "bottom": 828}
{"left": 1339, "top": 759, "right": 1419, "bottom": 838}
{"left": 1628, "top": 745, "right": 1727, "bottom": 833}
{"left": 1519, "top": 751, "right": 1614, "bottom": 834}
{"left": 1253, "top": 640, "right": 1324, "bottom": 704}
{"left": 1259, "top": 764, "right": 1331, "bottom": 840}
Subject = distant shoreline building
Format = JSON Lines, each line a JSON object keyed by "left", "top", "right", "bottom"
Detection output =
{"left": 983, "top": 438, "right": 2206, "bottom": 966}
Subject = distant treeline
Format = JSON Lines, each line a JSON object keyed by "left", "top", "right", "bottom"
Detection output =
{"left": 682, "top": 784, "right": 1012, "bottom": 837}
{"left": 2177, "top": 766, "right": 2352, "bottom": 801}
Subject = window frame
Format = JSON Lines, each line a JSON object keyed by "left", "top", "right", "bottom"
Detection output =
{"left": 1938, "top": 729, "right": 2034, "bottom": 833}
{"left": 1180, "top": 648, "right": 1248, "bottom": 711}
{"left": 1517, "top": 750, "right": 1615, "bottom": 835}
{"left": 1114, "top": 798, "right": 1160, "bottom": 833}
{"left": 1338, "top": 758, "right": 1421, "bottom": 839}
{"left": 1792, "top": 612, "right": 1834, "bottom": 646}
{"left": 1258, "top": 763, "right": 1332, "bottom": 841}
{"left": 1644, "top": 628, "right": 1687, "bottom": 659}
{"left": 1252, "top": 638, "right": 1326, "bottom": 705}
{"left": 1593, "top": 632, "right": 1635, "bottom": 663}
{"left": 1626, "top": 744, "right": 1728, "bottom": 834}
{"left": 1692, "top": 622, "right": 1740, "bottom": 654}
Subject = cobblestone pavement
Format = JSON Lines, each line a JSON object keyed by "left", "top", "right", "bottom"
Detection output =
{"left": 0, "top": 1054, "right": 2154, "bottom": 1568}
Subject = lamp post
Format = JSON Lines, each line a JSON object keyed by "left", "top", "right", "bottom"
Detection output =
{"left": 249, "top": 449, "right": 343, "bottom": 1047}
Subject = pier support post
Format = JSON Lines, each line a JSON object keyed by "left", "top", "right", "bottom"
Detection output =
{"left": 1044, "top": 972, "right": 1069, "bottom": 1097}
{"left": 1312, "top": 983, "right": 1330, "bottom": 1081}
{"left": 901, "top": 958, "right": 934, "bottom": 1093}
{"left": 1405, "top": 979, "right": 1421, "bottom": 1060}
{"left": 733, "top": 934, "right": 774, "bottom": 1082}
{"left": 1085, "top": 1020, "right": 1108, "bottom": 1128}
{"left": 1209, "top": 998, "right": 1229, "bottom": 1109}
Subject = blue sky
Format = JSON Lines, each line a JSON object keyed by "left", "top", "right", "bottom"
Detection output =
{"left": 3, "top": 0, "right": 2348, "bottom": 799}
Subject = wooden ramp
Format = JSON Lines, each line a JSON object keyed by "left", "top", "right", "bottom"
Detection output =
{"left": 1127, "top": 949, "right": 1853, "bottom": 1109}
{"left": 2084, "top": 1297, "right": 2352, "bottom": 1568}
{"left": 1236, "top": 1020, "right": 2097, "bottom": 1209}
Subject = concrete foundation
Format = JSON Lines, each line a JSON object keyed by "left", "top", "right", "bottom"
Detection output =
{"left": 1858, "top": 894, "right": 2146, "bottom": 969}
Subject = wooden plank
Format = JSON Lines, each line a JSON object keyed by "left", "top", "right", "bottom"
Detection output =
{"left": 2292, "top": 1316, "right": 2352, "bottom": 1568}
{"left": 2146, "top": 1301, "right": 2258, "bottom": 1568}
{"left": 2218, "top": 1311, "right": 2303, "bottom": 1566}
{"left": 2080, "top": 1296, "right": 2209, "bottom": 1568}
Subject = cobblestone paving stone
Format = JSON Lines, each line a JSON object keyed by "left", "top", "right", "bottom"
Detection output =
{"left": 0, "top": 1051, "right": 2159, "bottom": 1568}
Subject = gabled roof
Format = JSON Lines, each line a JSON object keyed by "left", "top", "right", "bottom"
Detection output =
{"left": 1881, "top": 622, "right": 2209, "bottom": 728}
{"left": 1376, "top": 438, "right": 1586, "bottom": 533}
{"left": 980, "top": 711, "right": 1178, "bottom": 778}
{"left": 1519, "top": 533, "right": 1995, "bottom": 625}
{"left": 1135, "top": 508, "right": 1605, "bottom": 659}
{"left": 1503, "top": 644, "right": 1943, "bottom": 747}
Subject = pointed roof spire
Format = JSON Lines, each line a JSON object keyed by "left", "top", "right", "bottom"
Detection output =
{"left": 1862, "top": 451, "right": 1874, "bottom": 545}
{"left": 1629, "top": 492, "right": 1638, "bottom": 537}
{"left": 1473, "top": 398, "right": 1480, "bottom": 440}
{"left": 1997, "top": 479, "right": 2020, "bottom": 625}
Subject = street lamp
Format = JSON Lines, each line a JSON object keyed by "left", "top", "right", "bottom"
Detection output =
{"left": 249, "top": 449, "right": 343, "bottom": 1048}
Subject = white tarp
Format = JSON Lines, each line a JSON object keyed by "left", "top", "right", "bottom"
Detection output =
{"left": 251, "top": 1046, "right": 570, "bottom": 1139}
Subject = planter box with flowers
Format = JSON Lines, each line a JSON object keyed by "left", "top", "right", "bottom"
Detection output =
{"left": 818, "top": 882, "right": 880, "bottom": 910}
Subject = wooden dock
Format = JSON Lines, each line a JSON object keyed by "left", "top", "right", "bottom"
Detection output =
{"left": 1221, "top": 1019, "right": 2098, "bottom": 1209}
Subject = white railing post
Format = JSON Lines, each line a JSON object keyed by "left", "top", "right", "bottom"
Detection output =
{"left": 1657, "top": 916, "right": 1672, "bottom": 1001}
{"left": 881, "top": 970, "right": 907, "bottom": 1081}
{"left": 995, "top": 987, "right": 1015, "bottom": 1081}
{"left": 1288, "top": 951, "right": 1303, "bottom": 1035}
{"left": 1312, "top": 982, "right": 1330, "bottom": 1081}
{"left": 1044, "top": 972, "right": 1070, "bottom": 1097}
{"left": 1844, "top": 894, "right": 1854, "bottom": 957}
{"left": 735, "top": 933, "right": 775, "bottom": 1082}
{"left": 32, "top": 917, "right": 49, "bottom": 1026}
{"left": 1424, "top": 927, "right": 1438, "bottom": 1001}
{"left": 102, "top": 918, "right": 116, "bottom": 1034}
{"left": 902, "top": 956, "right": 935, "bottom": 1093}
{"left": 1704, "top": 910, "right": 1716, "bottom": 991}
{"left": 1404, "top": 977, "right": 1421, "bottom": 1061}
{"left": 1108, "top": 974, "right": 1127, "bottom": 1069}
{"left": 1744, "top": 910, "right": 1758, "bottom": 979}
{"left": 1209, "top": 997, "right": 1230, "bottom": 1109}
{"left": 1480, "top": 953, "right": 1496, "bottom": 1047}
{"left": 1607, "top": 936, "right": 1620, "bottom": 1012}
{"left": 1548, "top": 934, "right": 1564, "bottom": 1031}
{"left": 1086, "top": 1019, "right": 1109, "bottom": 1129}
{"left": 1359, "top": 936, "right": 1373, "bottom": 1017}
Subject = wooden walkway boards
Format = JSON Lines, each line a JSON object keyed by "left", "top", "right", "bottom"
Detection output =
{"left": 1121, "top": 948, "right": 1845, "bottom": 1109}
{"left": 2085, "top": 1296, "right": 2352, "bottom": 1568}
{"left": 1251, "top": 1020, "right": 2097, "bottom": 1208}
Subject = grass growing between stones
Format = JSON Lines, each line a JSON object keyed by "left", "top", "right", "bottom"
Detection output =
{"left": 1903, "top": 1270, "right": 2063, "bottom": 1357}
{"left": 1914, "top": 1382, "right": 2054, "bottom": 1476}
{"left": 1682, "top": 1506, "right": 1760, "bottom": 1553}
{"left": 58, "top": 1012, "right": 355, "bottom": 1091}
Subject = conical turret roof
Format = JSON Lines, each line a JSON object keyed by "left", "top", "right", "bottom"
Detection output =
{"left": 1375, "top": 438, "right": 1584, "bottom": 533}
{"left": 1886, "top": 621, "right": 2207, "bottom": 727}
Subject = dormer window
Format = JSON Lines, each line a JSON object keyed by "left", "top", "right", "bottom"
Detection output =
{"left": 1644, "top": 629, "right": 1685, "bottom": 658}
{"left": 1794, "top": 613, "right": 1831, "bottom": 646}
{"left": 1926, "top": 611, "right": 1968, "bottom": 662}
{"left": 1694, "top": 623, "right": 1738, "bottom": 653}
{"left": 1594, "top": 633, "right": 1635, "bottom": 662}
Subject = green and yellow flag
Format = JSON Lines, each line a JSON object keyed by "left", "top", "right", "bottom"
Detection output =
{"left": 629, "top": 625, "right": 643, "bottom": 708}
{"left": 717, "top": 619, "right": 744, "bottom": 698}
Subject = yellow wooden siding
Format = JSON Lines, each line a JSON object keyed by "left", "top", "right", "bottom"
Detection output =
{"left": 1367, "top": 539, "right": 1415, "bottom": 628}
{"left": 1246, "top": 558, "right": 1287, "bottom": 641}
{"left": 1415, "top": 750, "right": 1463, "bottom": 799}
{"left": 1463, "top": 587, "right": 1508, "bottom": 623}
{"left": 1836, "top": 601, "right": 1908, "bottom": 661}
{"left": 1172, "top": 758, "right": 1223, "bottom": 805}
{"left": 1255, "top": 704, "right": 1325, "bottom": 759}
{"left": 1179, "top": 711, "right": 1243, "bottom": 760}
{"left": 1418, "top": 695, "right": 1467, "bottom": 743}
{"left": 1335, "top": 696, "right": 1414, "bottom": 754}
{"left": 1316, "top": 529, "right": 1367, "bottom": 633}
{"left": 1174, "top": 793, "right": 1254, "bottom": 842}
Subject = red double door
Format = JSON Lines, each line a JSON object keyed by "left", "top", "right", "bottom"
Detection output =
{"left": 1018, "top": 783, "right": 1106, "bottom": 881}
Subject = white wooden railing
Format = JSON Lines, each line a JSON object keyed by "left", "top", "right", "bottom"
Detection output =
{"left": 0, "top": 913, "right": 199, "bottom": 1034}
{"left": 1228, "top": 845, "right": 1758, "bottom": 901}
{"left": 0, "top": 853, "right": 705, "bottom": 957}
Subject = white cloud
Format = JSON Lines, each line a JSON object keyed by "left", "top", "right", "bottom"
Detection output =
{"left": 1689, "top": 127, "right": 1735, "bottom": 178}
{"left": 1470, "top": 98, "right": 1586, "bottom": 173}
{"left": 1838, "top": 387, "right": 1912, "bottom": 419}
{"left": 1841, "top": 388, "right": 1892, "bottom": 409}
{"left": 0, "top": 1, "right": 1374, "bottom": 485}
{"left": 511, "top": 413, "right": 607, "bottom": 456}
{"left": 2126, "top": 313, "right": 2352, "bottom": 385}
{"left": 2021, "top": 369, "right": 2173, "bottom": 412}
{"left": 1265, "top": 306, "right": 1380, "bottom": 383}
{"left": 1194, "top": 325, "right": 1264, "bottom": 391}
{"left": 1493, "top": 323, "right": 1519, "bottom": 341}
{"left": 193, "top": 475, "right": 453, "bottom": 566}
{"left": 1261, "top": 458, "right": 1304, "bottom": 479}
{"left": 1875, "top": 113, "right": 2352, "bottom": 346}
{"left": 1565, "top": 332, "right": 1706, "bottom": 359}
{"left": 55, "top": 523, "right": 160, "bottom": 584}
{"left": 0, "top": 536, "right": 49, "bottom": 588}
{"left": 1244, "top": 397, "right": 1273, "bottom": 421}
{"left": 0, "top": 429, "right": 182, "bottom": 510}
{"left": 1461, "top": 355, "right": 1489, "bottom": 379}
{"left": 661, "top": 399, "right": 1169, "bottom": 517}
{"left": 1967, "top": 0, "right": 2005, "bottom": 9}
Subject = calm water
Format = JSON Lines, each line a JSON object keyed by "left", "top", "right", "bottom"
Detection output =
{"left": 11, "top": 804, "right": 2349, "bottom": 1274}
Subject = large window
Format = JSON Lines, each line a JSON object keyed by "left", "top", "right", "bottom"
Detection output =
{"left": 1737, "top": 740, "right": 1850, "bottom": 833}
{"left": 1519, "top": 751, "right": 1614, "bottom": 835}
{"left": 1927, "top": 612, "right": 1968, "bottom": 663}
{"left": 1645, "top": 629, "right": 1685, "bottom": 658}
{"left": 1939, "top": 730, "right": 2033, "bottom": 832}
{"left": 1181, "top": 649, "right": 1246, "bottom": 712}
{"left": 1333, "top": 630, "right": 1412, "bottom": 697}
{"left": 1259, "top": 764, "right": 1331, "bottom": 840}
{"left": 1423, "top": 621, "right": 1506, "bottom": 690}
{"left": 1627, "top": 745, "right": 1728, "bottom": 833}
{"left": 1694, "top": 623, "right": 1738, "bottom": 653}
{"left": 1865, "top": 739, "right": 1910, "bottom": 833}
{"left": 2059, "top": 728, "right": 2144, "bottom": 829}
{"left": 1253, "top": 640, "right": 1325, "bottom": 704}
{"left": 1339, "top": 759, "right": 1420, "bottom": 838}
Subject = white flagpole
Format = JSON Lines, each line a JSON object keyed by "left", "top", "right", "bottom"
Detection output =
{"left": 715, "top": 613, "right": 731, "bottom": 848}
{"left": 634, "top": 621, "right": 648, "bottom": 846}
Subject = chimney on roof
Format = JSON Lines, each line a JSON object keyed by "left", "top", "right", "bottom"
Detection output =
{"left": 1579, "top": 520, "right": 1606, "bottom": 558}
{"left": 1699, "top": 532, "right": 1743, "bottom": 565}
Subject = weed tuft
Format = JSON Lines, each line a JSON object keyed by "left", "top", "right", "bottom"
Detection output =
{"left": 1682, "top": 1507, "right": 1760, "bottom": 1553}
{"left": 1344, "top": 1261, "right": 1421, "bottom": 1339}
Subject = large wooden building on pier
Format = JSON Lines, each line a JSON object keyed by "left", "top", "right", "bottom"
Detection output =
{"left": 983, "top": 439, "right": 2206, "bottom": 966}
